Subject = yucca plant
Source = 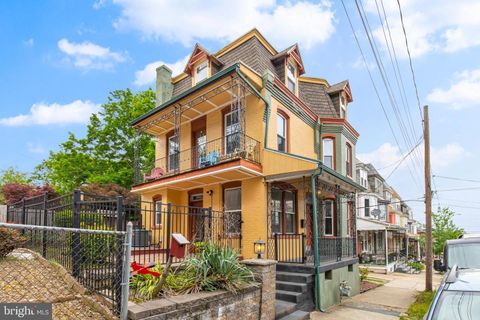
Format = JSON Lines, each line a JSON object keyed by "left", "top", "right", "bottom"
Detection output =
{"left": 184, "top": 243, "right": 256, "bottom": 293}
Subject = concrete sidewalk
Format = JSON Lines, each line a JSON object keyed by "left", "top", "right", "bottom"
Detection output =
{"left": 310, "top": 272, "right": 443, "bottom": 320}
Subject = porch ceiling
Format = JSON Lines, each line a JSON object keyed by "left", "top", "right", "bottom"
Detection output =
{"left": 132, "top": 159, "right": 262, "bottom": 192}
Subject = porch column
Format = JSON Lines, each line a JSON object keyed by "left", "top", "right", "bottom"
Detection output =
{"left": 385, "top": 230, "right": 388, "bottom": 266}
{"left": 352, "top": 196, "right": 357, "bottom": 256}
{"left": 335, "top": 186, "right": 341, "bottom": 261}
{"left": 406, "top": 235, "right": 409, "bottom": 258}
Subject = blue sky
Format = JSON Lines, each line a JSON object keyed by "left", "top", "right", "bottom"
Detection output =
{"left": 1, "top": 0, "right": 479, "bottom": 231}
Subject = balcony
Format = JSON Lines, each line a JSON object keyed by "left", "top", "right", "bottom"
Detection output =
{"left": 134, "top": 134, "right": 262, "bottom": 190}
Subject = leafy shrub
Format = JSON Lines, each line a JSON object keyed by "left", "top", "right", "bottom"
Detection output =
{"left": 359, "top": 267, "right": 369, "bottom": 281}
{"left": 407, "top": 261, "right": 425, "bottom": 271}
{"left": 130, "top": 243, "right": 256, "bottom": 300}
{"left": 0, "top": 228, "right": 28, "bottom": 258}
{"left": 1, "top": 183, "right": 54, "bottom": 205}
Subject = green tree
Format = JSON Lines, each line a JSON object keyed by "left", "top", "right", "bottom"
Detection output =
{"left": 34, "top": 89, "right": 156, "bottom": 193}
{"left": 0, "top": 167, "right": 30, "bottom": 185}
{"left": 432, "top": 207, "right": 464, "bottom": 255}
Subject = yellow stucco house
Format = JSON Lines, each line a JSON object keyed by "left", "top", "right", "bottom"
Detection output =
{"left": 130, "top": 29, "right": 365, "bottom": 311}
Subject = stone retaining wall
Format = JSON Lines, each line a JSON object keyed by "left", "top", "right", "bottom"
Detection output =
{"left": 128, "top": 259, "right": 276, "bottom": 320}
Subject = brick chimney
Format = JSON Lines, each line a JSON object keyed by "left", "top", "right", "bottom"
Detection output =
{"left": 156, "top": 65, "right": 173, "bottom": 106}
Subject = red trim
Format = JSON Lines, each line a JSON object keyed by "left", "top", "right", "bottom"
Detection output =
{"left": 273, "top": 77, "right": 318, "bottom": 121}
{"left": 320, "top": 118, "right": 360, "bottom": 138}
{"left": 321, "top": 135, "right": 336, "bottom": 170}
{"left": 276, "top": 109, "right": 290, "bottom": 152}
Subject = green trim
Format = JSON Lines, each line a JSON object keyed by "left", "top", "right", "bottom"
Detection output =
{"left": 265, "top": 81, "right": 316, "bottom": 128}
{"left": 131, "top": 63, "right": 240, "bottom": 126}
{"left": 264, "top": 148, "right": 319, "bottom": 163}
{"left": 320, "top": 163, "right": 366, "bottom": 191}
{"left": 311, "top": 166, "right": 325, "bottom": 311}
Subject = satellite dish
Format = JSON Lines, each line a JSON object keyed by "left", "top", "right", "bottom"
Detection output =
{"left": 371, "top": 209, "right": 381, "bottom": 218}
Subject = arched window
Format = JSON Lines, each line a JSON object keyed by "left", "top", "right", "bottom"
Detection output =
{"left": 322, "top": 137, "right": 334, "bottom": 169}
{"left": 277, "top": 112, "right": 288, "bottom": 152}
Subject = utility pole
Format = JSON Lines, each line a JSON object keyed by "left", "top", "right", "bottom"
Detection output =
{"left": 424, "top": 105, "right": 433, "bottom": 291}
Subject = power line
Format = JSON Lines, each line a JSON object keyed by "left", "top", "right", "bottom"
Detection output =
{"left": 396, "top": 0, "right": 423, "bottom": 122}
{"left": 343, "top": 0, "right": 422, "bottom": 189}
{"left": 355, "top": 0, "right": 424, "bottom": 184}
{"left": 385, "top": 136, "right": 423, "bottom": 180}
{"left": 436, "top": 187, "right": 480, "bottom": 192}
{"left": 433, "top": 175, "right": 480, "bottom": 184}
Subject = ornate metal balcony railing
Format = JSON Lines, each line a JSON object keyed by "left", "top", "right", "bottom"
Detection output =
{"left": 140, "top": 133, "right": 260, "bottom": 184}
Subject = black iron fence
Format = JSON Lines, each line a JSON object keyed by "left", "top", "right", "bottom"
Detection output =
{"left": 273, "top": 233, "right": 306, "bottom": 264}
{"left": 128, "top": 201, "right": 242, "bottom": 265}
{"left": 270, "top": 234, "right": 356, "bottom": 265}
{"left": 7, "top": 191, "right": 242, "bottom": 266}
{"left": 139, "top": 134, "right": 260, "bottom": 184}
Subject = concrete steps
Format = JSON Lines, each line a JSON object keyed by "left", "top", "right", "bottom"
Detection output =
{"left": 275, "top": 264, "right": 315, "bottom": 319}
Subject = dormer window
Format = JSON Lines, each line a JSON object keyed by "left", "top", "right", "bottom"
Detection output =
{"left": 194, "top": 61, "right": 208, "bottom": 84}
{"left": 287, "top": 62, "right": 296, "bottom": 93}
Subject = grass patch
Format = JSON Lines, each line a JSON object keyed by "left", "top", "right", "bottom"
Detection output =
{"left": 400, "top": 290, "right": 436, "bottom": 320}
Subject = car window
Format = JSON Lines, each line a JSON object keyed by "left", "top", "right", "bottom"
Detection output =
{"left": 448, "top": 244, "right": 480, "bottom": 268}
{"left": 433, "top": 291, "right": 480, "bottom": 319}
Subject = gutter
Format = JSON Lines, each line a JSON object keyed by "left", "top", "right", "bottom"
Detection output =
{"left": 311, "top": 164, "right": 326, "bottom": 312}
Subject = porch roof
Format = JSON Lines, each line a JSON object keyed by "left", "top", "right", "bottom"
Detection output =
{"left": 357, "top": 217, "right": 407, "bottom": 232}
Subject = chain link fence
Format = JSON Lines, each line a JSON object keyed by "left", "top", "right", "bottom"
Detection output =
{"left": 0, "top": 223, "right": 131, "bottom": 319}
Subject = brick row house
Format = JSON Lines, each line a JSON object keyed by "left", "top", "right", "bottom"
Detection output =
{"left": 130, "top": 29, "right": 365, "bottom": 312}
{"left": 356, "top": 161, "right": 421, "bottom": 273}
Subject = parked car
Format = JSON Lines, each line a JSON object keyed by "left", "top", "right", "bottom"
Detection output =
{"left": 424, "top": 266, "right": 480, "bottom": 319}
{"left": 434, "top": 237, "right": 480, "bottom": 271}
{"left": 458, "top": 233, "right": 480, "bottom": 239}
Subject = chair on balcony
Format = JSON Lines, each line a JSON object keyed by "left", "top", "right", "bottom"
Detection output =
{"left": 144, "top": 167, "right": 165, "bottom": 181}
{"left": 200, "top": 151, "right": 218, "bottom": 167}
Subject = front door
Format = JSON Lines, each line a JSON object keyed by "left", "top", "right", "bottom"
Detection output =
{"left": 192, "top": 129, "right": 206, "bottom": 169}
{"left": 189, "top": 193, "right": 204, "bottom": 243}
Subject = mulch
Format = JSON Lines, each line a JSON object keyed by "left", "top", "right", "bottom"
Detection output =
{"left": 360, "top": 280, "right": 381, "bottom": 293}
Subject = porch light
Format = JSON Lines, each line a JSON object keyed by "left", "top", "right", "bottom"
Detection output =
{"left": 254, "top": 239, "right": 266, "bottom": 259}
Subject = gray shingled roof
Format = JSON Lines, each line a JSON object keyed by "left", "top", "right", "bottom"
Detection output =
{"left": 327, "top": 80, "right": 348, "bottom": 94}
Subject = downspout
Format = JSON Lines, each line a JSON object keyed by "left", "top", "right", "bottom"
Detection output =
{"left": 311, "top": 165, "right": 325, "bottom": 311}
{"left": 233, "top": 66, "right": 270, "bottom": 148}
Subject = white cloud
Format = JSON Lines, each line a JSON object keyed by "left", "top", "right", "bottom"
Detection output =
{"left": 112, "top": 0, "right": 335, "bottom": 49}
{"left": 0, "top": 100, "right": 100, "bottom": 126}
{"left": 358, "top": 142, "right": 464, "bottom": 175}
{"left": 364, "top": 0, "right": 480, "bottom": 58}
{"left": 23, "top": 38, "right": 34, "bottom": 48}
{"left": 27, "top": 143, "right": 46, "bottom": 154}
{"left": 426, "top": 68, "right": 480, "bottom": 109}
{"left": 134, "top": 55, "right": 189, "bottom": 87}
{"left": 58, "top": 38, "right": 127, "bottom": 71}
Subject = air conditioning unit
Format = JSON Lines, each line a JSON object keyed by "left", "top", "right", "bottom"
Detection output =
{"left": 132, "top": 229, "right": 152, "bottom": 247}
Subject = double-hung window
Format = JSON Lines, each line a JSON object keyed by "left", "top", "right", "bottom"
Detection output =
{"left": 224, "top": 111, "right": 241, "bottom": 154}
{"left": 324, "top": 200, "right": 334, "bottom": 236}
{"left": 154, "top": 200, "right": 162, "bottom": 226}
{"left": 271, "top": 188, "right": 296, "bottom": 234}
{"left": 195, "top": 61, "right": 208, "bottom": 84}
{"left": 287, "top": 62, "right": 296, "bottom": 93}
{"left": 340, "top": 95, "right": 347, "bottom": 118}
{"left": 323, "top": 138, "right": 334, "bottom": 169}
{"left": 224, "top": 187, "right": 241, "bottom": 235}
{"left": 277, "top": 113, "right": 287, "bottom": 152}
{"left": 346, "top": 143, "right": 352, "bottom": 177}
{"left": 364, "top": 198, "right": 370, "bottom": 217}
{"left": 168, "top": 135, "right": 179, "bottom": 171}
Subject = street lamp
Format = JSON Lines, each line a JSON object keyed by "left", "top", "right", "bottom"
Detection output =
{"left": 254, "top": 239, "right": 266, "bottom": 259}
